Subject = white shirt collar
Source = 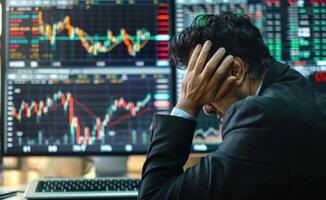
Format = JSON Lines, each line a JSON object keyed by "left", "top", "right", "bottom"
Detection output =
{"left": 255, "top": 81, "right": 263, "bottom": 96}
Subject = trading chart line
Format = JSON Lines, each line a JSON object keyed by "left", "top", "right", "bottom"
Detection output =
{"left": 12, "top": 91, "right": 152, "bottom": 145}
{"left": 38, "top": 11, "right": 151, "bottom": 57}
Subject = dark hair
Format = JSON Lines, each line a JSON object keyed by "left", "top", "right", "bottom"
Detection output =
{"left": 169, "top": 12, "right": 273, "bottom": 80}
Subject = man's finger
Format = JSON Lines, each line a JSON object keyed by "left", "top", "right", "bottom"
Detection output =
{"left": 194, "top": 40, "right": 212, "bottom": 75}
{"left": 187, "top": 44, "right": 202, "bottom": 72}
{"left": 215, "top": 76, "right": 236, "bottom": 100}
{"left": 202, "top": 47, "right": 225, "bottom": 79}
{"left": 209, "top": 55, "right": 234, "bottom": 86}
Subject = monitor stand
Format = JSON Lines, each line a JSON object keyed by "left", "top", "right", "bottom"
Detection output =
{"left": 94, "top": 156, "right": 128, "bottom": 177}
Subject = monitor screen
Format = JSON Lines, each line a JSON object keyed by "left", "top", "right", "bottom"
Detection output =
{"left": 2, "top": 0, "right": 172, "bottom": 155}
{"left": 175, "top": 0, "right": 326, "bottom": 152}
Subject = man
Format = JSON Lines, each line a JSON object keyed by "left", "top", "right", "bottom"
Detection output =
{"left": 138, "top": 12, "right": 326, "bottom": 199}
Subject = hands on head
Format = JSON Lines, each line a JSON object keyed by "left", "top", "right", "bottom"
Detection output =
{"left": 176, "top": 40, "right": 237, "bottom": 119}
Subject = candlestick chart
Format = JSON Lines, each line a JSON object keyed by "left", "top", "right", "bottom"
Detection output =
{"left": 6, "top": 75, "right": 170, "bottom": 154}
{"left": 9, "top": 1, "right": 170, "bottom": 67}
{"left": 38, "top": 11, "right": 151, "bottom": 58}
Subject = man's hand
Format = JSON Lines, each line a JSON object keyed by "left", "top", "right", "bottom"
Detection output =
{"left": 176, "top": 40, "right": 236, "bottom": 118}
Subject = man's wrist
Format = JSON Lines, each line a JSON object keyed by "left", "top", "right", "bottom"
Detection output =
{"left": 175, "top": 102, "right": 200, "bottom": 119}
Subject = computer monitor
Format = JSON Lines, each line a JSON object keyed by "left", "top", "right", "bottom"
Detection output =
{"left": 1, "top": 0, "right": 173, "bottom": 156}
{"left": 175, "top": 0, "right": 326, "bottom": 152}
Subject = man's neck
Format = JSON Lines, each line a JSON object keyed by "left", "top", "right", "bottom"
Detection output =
{"left": 249, "top": 72, "right": 266, "bottom": 96}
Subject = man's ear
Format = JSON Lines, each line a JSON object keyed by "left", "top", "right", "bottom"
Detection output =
{"left": 229, "top": 57, "right": 246, "bottom": 86}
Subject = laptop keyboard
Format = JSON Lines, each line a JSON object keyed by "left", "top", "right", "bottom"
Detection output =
{"left": 35, "top": 178, "right": 141, "bottom": 192}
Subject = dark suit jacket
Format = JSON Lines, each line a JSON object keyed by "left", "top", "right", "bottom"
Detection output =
{"left": 138, "top": 61, "right": 326, "bottom": 199}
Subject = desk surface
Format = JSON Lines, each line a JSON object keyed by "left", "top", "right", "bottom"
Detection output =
{"left": 0, "top": 186, "right": 25, "bottom": 200}
{"left": 0, "top": 156, "right": 201, "bottom": 199}
{"left": 0, "top": 156, "right": 145, "bottom": 200}
{"left": 3, "top": 193, "right": 138, "bottom": 200}
{"left": 4, "top": 192, "right": 23, "bottom": 200}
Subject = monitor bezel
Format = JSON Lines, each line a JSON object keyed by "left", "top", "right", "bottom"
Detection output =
{"left": 1, "top": 0, "right": 179, "bottom": 156}
{"left": 1, "top": 0, "right": 6, "bottom": 157}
